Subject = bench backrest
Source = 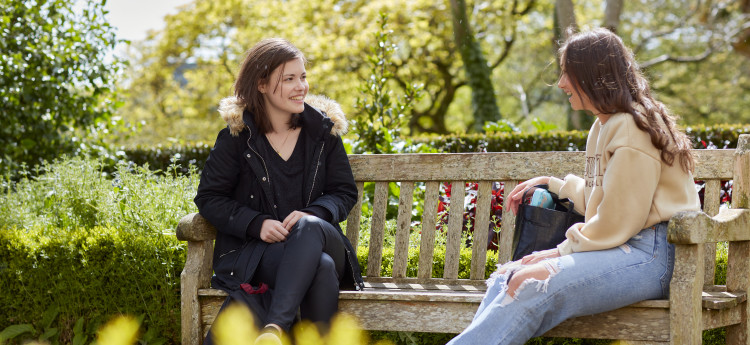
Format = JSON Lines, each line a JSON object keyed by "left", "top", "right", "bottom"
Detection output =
{"left": 345, "top": 149, "right": 736, "bottom": 286}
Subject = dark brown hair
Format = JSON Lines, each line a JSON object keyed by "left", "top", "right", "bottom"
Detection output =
{"left": 234, "top": 38, "right": 306, "bottom": 134}
{"left": 559, "top": 28, "right": 695, "bottom": 173}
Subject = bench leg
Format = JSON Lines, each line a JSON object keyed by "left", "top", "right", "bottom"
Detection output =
{"left": 726, "top": 241, "right": 750, "bottom": 345}
{"left": 670, "top": 243, "right": 704, "bottom": 345}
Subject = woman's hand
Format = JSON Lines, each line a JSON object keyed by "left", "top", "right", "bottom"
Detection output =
{"left": 508, "top": 176, "right": 552, "bottom": 215}
{"left": 260, "top": 219, "right": 289, "bottom": 243}
{"left": 521, "top": 248, "right": 561, "bottom": 265}
{"left": 282, "top": 211, "right": 311, "bottom": 231}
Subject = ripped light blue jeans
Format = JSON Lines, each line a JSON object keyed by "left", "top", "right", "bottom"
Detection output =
{"left": 447, "top": 222, "right": 674, "bottom": 345}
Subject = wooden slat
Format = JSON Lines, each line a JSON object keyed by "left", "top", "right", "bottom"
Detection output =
{"left": 693, "top": 149, "right": 736, "bottom": 179}
{"left": 498, "top": 180, "right": 519, "bottom": 264}
{"left": 366, "top": 182, "right": 389, "bottom": 277}
{"left": 346, "top": 181, "right": 365, "bottom": 249}
{"left": 703, "top": 179, "right": 722, "bottom": 284}
{"left": 361, "top": 277, "right": 486, "bottom": 288}
{"left": 347, "top": 149, "right": 734, "bottom": 181}
{"left": 544, "top": 305, "right": 670, "bottom": 341}
{"left": 703, "top": 179, "right": 722, "bottom": 216}
{"left": 443, "top": 180, "right": 464, "bottom": 279}
{"left": 470, "top": 181, "right": 492, "bottom": 280}
{"left": 418, "top": 181, "right": 440, "bottom": 279}
{"left": 392, "top": 182, "right": 414, "bottom": 278}
{"left": 349, "top": 152, "right": 583, "bottom": 181}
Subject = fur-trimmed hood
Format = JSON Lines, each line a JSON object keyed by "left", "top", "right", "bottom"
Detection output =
{"left": 218, "top": 94, "right": 348, "bottom": 137}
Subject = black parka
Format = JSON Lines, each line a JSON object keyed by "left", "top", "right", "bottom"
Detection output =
{"left": 194, "top": 95, "right": 364, "bottom": 292}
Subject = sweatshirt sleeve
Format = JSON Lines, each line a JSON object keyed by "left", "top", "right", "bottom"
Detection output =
{"left": 548, "top": 174, "right": 586, "bottom": 215}
{"left": 557, "top": 147, "right": 660, "bottom": 255}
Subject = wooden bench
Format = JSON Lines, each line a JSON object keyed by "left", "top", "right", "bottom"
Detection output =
{"left": 177, "top": 134, "right": 750, "bottom": 345}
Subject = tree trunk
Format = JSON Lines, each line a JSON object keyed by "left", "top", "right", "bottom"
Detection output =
{"left": 449, "top": 0, "right": 501, "bottom": 132}
{"left": 604, "top": 0, "right": 623, "bottom": 33}
{"left": 556, "top": 0, "right": 577, "bottom": 38}
{"left": 734, "top": 0, "right": 750, "bottom": 58}
{"left": 554, "top": 0, "right": 590, "bottom": 130}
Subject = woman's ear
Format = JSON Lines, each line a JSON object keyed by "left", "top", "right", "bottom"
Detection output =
{"left": 258, "top": 79, "right": 267, "bottom": 94}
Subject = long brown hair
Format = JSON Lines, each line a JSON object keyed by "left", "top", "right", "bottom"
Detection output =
{"left": 234, "top": 38, "right": 306, "bottom": 134}
{"left": 559, "top": 28, "right": 695, "bottom": 173}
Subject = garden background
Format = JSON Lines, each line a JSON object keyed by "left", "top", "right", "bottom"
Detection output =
{"left": 1, "top": 0, "right": 749, "bottom": 344}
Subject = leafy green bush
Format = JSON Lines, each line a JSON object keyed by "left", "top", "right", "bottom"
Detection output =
{"left": 0, "top": 226, "right": 184, "bottom": 344}
{"left": 0, "top": 157, "right": 198, "bottom": 233}
{"left": 0, "top": 0, "right": 123, "bottom": 175}
{"left": 411, "top": 123, "right": 750, "bottom": 153}
{"left": 0, "top": 156, "right": 197, "bottom": 344}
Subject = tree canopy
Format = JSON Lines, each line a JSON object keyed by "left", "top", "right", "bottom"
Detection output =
{"left": 115, "top": 0, "right": 750, "bottom": 146}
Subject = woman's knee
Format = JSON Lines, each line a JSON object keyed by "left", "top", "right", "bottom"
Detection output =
{"left": 318, "top": 253, "right": 335, "bottom": 273}
{"left": 506, "top": 260, "right": 563, "bottom": 299}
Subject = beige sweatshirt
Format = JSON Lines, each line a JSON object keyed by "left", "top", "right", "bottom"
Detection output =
{"left": 549, "top": 112, "right": 700, "bottom": 256}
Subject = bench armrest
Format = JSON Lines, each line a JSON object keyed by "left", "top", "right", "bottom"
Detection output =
{"left": 176, "top": 213, "right": 217, "bottom": 242}
{"left": 667, "top": 208, "right": 750, "bottom": 244}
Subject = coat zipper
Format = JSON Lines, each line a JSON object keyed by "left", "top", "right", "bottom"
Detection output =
{"left": 306, "top": 142, "right": 325, "bottom": 206}
{"left": 247, "top": 136, "right": 278, "bottom": 219}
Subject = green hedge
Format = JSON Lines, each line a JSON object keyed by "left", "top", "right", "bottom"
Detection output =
{"left": 122, "top": 124, "right": 750, "bottom": 172}
{"left": 0, "top": 226, "right": 184, "bottom": 344}
{"left": 355, "top": 243, "right": 499, "bottom": 280}
{"left": 412, "top": 123, "right": 750, "bottom": 153}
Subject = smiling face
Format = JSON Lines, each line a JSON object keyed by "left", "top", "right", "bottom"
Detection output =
{"left": 558, "top": 72, "right": 597, "bottom": 114}
{"left": 258, "top": 57, "right": 308, "bottom": 118}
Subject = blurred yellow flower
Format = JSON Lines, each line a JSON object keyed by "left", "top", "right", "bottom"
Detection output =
{"left": 211, "top": 303, "right": 260, "bottom": 345}
{"left": 96, "top": 315, "right": 140, "bottom": 345}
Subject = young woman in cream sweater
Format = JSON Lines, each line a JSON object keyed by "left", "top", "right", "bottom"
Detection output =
{"left": 448, "top": 28, "right": 700, "bottom": 345}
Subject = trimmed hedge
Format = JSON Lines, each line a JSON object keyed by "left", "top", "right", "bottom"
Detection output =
{"left": 0, "top": 226, "right": 184, "bottom": 344}
{"left": 122, "top": 124, "right": 750, "bottom": 172}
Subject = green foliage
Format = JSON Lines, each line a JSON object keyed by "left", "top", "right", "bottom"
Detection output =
{"left": 0, "top": 157, "right": 198, "bottom": 233}
{"left": 351, "top": 12, "right": 423, "bottom": 154}
{"left": 0, "top": 156, "right": 197, "bottom": 344}
{"left": 0, "top": 0, "right": 123, "bottom": 174}
{"left": 116, "top": 124, "right": 750, "bottom": 174}
{"left": 413, "top": 124, "right": 750, "bottom": 153}
{"left": 122, "top": 142, "right": 213, "bottom": 176}
{"left": 0, "top": 226, "right": 184, "bottom": 344}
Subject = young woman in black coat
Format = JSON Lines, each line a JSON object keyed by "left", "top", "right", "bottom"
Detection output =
{"left": 195, "top": 38, "right": 364, "bottom": 344}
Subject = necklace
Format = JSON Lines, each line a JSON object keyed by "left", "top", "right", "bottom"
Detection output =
{"left": 266, "top": 129, "right": 292, "bottom": 157}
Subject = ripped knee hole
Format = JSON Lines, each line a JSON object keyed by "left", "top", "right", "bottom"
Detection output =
{"left": 506, "top": 261, "right": 561, "bottom": 298}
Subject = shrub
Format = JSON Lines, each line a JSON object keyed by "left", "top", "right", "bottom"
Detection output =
{"left": 1, "top": 0, "right": 123, "bottom": 175}
{"left": 0, "top": 226, "right": 184, "bottom": 344}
